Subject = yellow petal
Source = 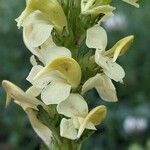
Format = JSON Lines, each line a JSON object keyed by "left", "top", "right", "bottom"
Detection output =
{"left": 104, "top": 35, "right": 134, "bottom": 62}
{"left": 34, "top": 57, "right": 81, "bottom": 88}
{"left": 78, "top": 117, "right": 96, "bottom": 130}
{"left": 77, "top": 105, "right": 107, "bottom": 138}
{"left": 16, "top": 0, "right": 67, "bottom": 31}
{"left": 2, "top": 80, "right": 44, "bottom": 109}
{"left": 85, "top": 105, "right": 107, "bottom": 125}
{"left": 25, "top": 108, "right": 52, "bottom": 147}
{"left": 122, "top": 0, "right": 139, "bottom": 8}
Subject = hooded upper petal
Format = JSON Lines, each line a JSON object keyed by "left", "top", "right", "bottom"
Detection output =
{"left": 122, "top": 0, "right": 139, "bottom": 8}
{"left": 77, "top": 105, "right": 107, "bottom": 138}
{"left": 34, "top": 57, "right": 81, "bottom": 88}
{"left": 16, "top": 0, "right": 68, "bottom": 31}
{"left": 77, "top": 117, "right": 96, "bottom": 130}
{"left": 104, "top": 35, "right": 134, "bottom": 62}
{"left": 2, "top": 80, "right": 44, "bottom": 109}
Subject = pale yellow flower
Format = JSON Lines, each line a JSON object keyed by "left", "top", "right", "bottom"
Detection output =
{"left": 86, "top": 24, "right": 134, "bottom": 82}
{"left": 57, "top": 94, "right": 107, "bottom": 139}
{"left": 19, "top": 10, "right": 68, "bottom": 60}
{"left": 2, "top": 80, "right": 43, "bottom": 109}
{"left": 82, "top": 24, "right": 134, "bottom": 102}
{"left": 27, "top": 56, "right": 81, "bottom": 105}
{"left": 2, "top": 80, "right": 52, "bottom": 147}
{"left": 15, "top": 1, "right": 68, "bottom": 58}
{"left": 77, "top": 105, "right": 107, "bottom": 138}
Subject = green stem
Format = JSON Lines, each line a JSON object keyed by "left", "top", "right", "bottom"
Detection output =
{"left": 51, "top": 138, "right": 82, "bottom": 150}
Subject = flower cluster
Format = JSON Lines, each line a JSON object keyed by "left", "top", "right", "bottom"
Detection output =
{"left": 2, "top": 0, "right": 139, "bottom": 149}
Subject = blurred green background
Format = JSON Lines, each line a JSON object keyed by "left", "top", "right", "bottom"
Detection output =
{"left": 0, "top": 0, "right": 150, "bottom": 150}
